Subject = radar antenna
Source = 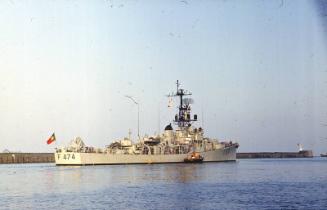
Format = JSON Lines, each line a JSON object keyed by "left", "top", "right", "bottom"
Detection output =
{"left": 167, "top": 80, "right": 197, "bottom": 128}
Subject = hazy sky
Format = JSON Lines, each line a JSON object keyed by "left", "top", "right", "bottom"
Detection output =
{"left": 0, "top": 0, "right": 326, "bottom": 154}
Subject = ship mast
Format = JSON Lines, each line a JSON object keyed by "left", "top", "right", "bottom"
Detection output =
{"left": 168, "top": 80, "right": 197, "bottom": 128}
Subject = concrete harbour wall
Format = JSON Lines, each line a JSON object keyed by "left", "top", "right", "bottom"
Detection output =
{"left": 0, "top": 153, "right": 54, "bottom": 164}
{"left": 236, "top": 150, "right": 313, "bottom": 159}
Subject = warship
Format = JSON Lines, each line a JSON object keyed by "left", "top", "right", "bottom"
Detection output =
{"left": 55, "top": 81, "right": 239, "bottom": 165}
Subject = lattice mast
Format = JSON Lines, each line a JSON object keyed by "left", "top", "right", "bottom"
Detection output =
{"left": 168, "top": 80, "right": 197, "bottom": 128}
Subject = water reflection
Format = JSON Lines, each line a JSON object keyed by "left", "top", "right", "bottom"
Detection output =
{"left": 1, "top": 159, "right": 327, "bottom": 209}
{"left": 51, "top": 163, "right": 222, "bottom": 191}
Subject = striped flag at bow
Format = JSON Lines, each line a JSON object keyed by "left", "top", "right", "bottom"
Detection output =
{"left": 47, "top": 133, "right": 56, "bottom": 145}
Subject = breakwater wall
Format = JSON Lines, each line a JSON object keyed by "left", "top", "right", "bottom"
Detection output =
{"left": 0, "top": 153, "right": 54, "bottom": 164}
{"left": 237, "top": 150, "right": 313, "bottom": 159}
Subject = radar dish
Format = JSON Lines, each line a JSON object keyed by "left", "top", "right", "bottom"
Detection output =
{"left": 183, "top": 98, "right": 194, "bottom": 105}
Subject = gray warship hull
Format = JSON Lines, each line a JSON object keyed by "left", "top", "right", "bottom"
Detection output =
{"left": 55, "top": 81, "right": 239, "bottom": 166}
{"left": 55, "top": 146, "right": 237, "bottom": 165}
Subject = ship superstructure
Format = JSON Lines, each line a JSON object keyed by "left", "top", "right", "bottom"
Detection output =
{"left": 55, "top": 81, "right": 239, "bottom": 165}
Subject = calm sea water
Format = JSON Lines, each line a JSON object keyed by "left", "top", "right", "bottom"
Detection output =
{"left": 0, "top": 158, "right": 327, "bottom": 210}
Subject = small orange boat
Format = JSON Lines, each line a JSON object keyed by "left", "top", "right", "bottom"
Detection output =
{"left": 184, "top": 152, "right": 204, "bottom": 163}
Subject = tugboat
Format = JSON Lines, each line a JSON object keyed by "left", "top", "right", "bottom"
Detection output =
{"left": 184, "top": 152, "right": 204, "bottom": 163}
{"left": 55, "top": 80, "right": 239, "bottom": 165}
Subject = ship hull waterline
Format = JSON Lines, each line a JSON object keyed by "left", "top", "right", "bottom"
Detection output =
{"left": 55, "top": 146, "right": 237, "bottom": 166}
